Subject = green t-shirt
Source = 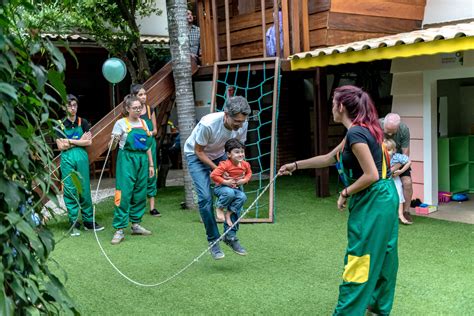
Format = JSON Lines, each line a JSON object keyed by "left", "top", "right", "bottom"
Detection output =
{"left": 379, "top": 118, "right": 410, "bottom": 153}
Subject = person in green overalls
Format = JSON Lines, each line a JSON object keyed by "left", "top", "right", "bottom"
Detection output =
{"left": 131, "top": 84, "right": 161, "bottom": 217}
{"left": 279, "top": 85, "right": 399, "bottom": 315}
{"left": 110, "top": 95, "right": 155, "bottom": 245}
{"left": 56, "top": 94, "right": 105, "bottom": 236}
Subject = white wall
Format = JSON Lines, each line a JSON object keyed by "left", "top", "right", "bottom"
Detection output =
{"left": 137, "top": 0, "right": 169, "bottom": 36}
{"left": 423, "top": 0, "right": 474, "bottom": 26}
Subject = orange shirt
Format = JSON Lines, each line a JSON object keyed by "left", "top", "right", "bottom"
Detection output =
{"left": 210, "top": 159, "right": 252, "bottom": 186}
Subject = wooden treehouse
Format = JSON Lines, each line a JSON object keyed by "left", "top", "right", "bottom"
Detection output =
{"left": 193, "top": 0, "right": 426, "bottom": 197}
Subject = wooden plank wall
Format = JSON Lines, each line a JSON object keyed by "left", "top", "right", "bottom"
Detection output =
{"left": 308, "top": 0, "right": 425, "bottom": 50}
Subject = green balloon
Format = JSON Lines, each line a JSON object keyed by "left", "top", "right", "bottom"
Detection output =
{"left": 102, "top": 58, "right": 127, "bottom": 84}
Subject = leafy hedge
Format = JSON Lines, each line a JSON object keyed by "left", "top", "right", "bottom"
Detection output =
{"left": 1, "top": 1, "right": 78, "bottom": 314}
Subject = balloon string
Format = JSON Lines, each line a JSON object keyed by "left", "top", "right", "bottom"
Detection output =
{"left": 112, "top": 83, "right": 116, "bottom": 117}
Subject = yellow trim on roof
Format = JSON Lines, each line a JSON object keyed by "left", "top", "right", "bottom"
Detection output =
{"left": 290, "top": 37, "right": 474, "bottom": 70}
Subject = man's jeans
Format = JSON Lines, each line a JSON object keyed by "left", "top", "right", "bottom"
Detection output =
{"left": 186, "top": 154, "right": 239, "bottom": 241}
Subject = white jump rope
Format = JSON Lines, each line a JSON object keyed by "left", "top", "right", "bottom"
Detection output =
{"left": 91, "top": 139, "right": 279, "bottom": 287}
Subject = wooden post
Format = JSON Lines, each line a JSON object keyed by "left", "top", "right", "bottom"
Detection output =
{"left": 290, "top": 0, "right": 300, "bottom": 55}
{"left": 261, "top": 0, "right": 267, "bottom": 57}
{"left": 273, "top": 0, "right": 280, "bottom": 58}
{"left": 301, "top": 0, "right": 310, "bottom": 52}
{"left": 197, "top": 0, "right": 207, "bottom": 64}
{"left": 281, "top": 0, "right": 290, "bottom": 57}
{"left": 224, "top": 0, "right": 231, "bottom": 61}
{"left": 211, "top": 0, "right": 219, "bottom": 62}
{"left": 313, "top": 67, "right": 330, "bottom": 197}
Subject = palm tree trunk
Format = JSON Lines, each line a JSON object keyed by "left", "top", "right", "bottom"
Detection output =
{"left": 166, "top": 0, "right": 196, "bottom": 209}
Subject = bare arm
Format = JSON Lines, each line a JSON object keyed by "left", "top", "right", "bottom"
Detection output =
{"left": 402, "top": 147, "right": 410, "bottom": 156}
{"left": 147, "top": 148, "right": 154, "bottom": 177}
{"left": 69, "top": 131, "right": 92, "bottom": 147}
{"left": 55, "top": 138, "right": 71, "bottom": 151}
{"left": 194, "top": 143, "right": 218, "bottom": 170}
{"left": 278, "top": 140, "right": 344, "bottom": 175}
{"left": 393, "top": 160, "right": 411, "bottom": 177}
{"left": 151, "top": 111, "right": 158, "bottom": 136}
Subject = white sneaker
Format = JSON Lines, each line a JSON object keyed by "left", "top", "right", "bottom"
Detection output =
{"left": 131, "top": 224, "right": 152, "bottom": 236}
{"left": 111, "top": 229, "right": 125, "bottom": 245}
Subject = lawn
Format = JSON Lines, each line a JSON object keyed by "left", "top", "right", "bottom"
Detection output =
{"left": 48, "top": 175, "right": 474, "bottom": 315}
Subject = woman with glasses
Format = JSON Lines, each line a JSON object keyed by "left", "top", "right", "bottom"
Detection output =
{"left": 109, "top": 95, "right": 155, "bottom": 245}
{"left": 56, "top": 94, "right": 104, "bottom": 236}
{"left": 131, "top": 83, "right": 160, "bottom": 217}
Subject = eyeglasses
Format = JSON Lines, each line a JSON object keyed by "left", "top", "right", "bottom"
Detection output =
{"left": 130, "top": 106, "right": 143, "bottom": 112}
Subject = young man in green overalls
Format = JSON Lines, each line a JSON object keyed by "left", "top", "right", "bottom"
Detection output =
{"left": 110, "top": 95, "right": 155, "bottom": 245}
{"left": 56, "top": 94, "right": 104, "bottom": 236}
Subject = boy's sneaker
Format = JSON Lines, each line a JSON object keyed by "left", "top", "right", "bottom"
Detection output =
{"left": 150, "top": 209, "right": 161, "bottom": 217}
{"left": 223, "top": 236, "right": 247, "bottom": 256}
{"left": 111, "top": 229, "right": 124, "bottom": 245}
{"left": 131, "top": 224, "right": 152, "bottom": 235}
{"left": 70, "top": 222, "right": 81, "bottom": 237}
{"left": 83, "top": 221, "right": 105, "bottom": 232}
{"left": 209, "top": 241, "right": 225, "bottom": 260}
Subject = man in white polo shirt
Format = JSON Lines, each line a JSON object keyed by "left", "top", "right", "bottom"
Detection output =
{"left": 184, "top": 96, "right": 251, "bottom": 260}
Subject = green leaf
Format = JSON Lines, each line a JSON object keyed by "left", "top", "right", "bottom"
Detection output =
{"left": 6, "top": 130, "right": 29, "bottom": 167}
{"left": 0, "top": 268, "right": 15, "bottom": 316}
{"left": 47, "top": 69, "right": 66, "bottom": 101}
{"left": 70, "top": 171, "right": 83, "bottom": 195}
{"left": 0, "top": 177, "right": 21, "bottom": 211}
{"left": 0, "top": 82, "right": 17, "bottom": 101}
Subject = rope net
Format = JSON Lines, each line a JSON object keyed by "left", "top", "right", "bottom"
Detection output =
{"left": 212, "top": 58, "right": 280, "bottom": 222}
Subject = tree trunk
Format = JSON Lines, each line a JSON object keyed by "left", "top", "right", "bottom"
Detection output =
{"left": 166, "top": 0, "right": 196, "bottom": 209}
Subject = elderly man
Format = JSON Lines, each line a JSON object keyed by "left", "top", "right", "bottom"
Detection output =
{"left": 380, "top": 113, "right": 413, "bottom": 223}
{"left": 184, "top": 96, "right": 251, "bottom": 260}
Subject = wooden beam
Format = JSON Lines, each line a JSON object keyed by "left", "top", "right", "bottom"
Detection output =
{"left": 330, "top": 0, "right": 426, "bottom": 21}
{"left": 224, "top": 0, "right": 231, "bottom": 60}
{"left": 269, "top": 57, "right": 280, "bottom": 222}
{"left": 273, "top": 0, "right": 280, "bottom": 57}
{"left": 261, "top": 0, "right": 267, "bottom": 57}
{"left": 328, "top": 12, "right": 422, "bottom": 33}
{"left": 290, "top": 0, "right": 300, "bottom": 55}
{"left": 211, "top": 0, "right": 219, "bottom": 62}
{"left": 281, "top": 0, "right": 290, "bottom": 57}
{"left": 313, "top": 67, "right": 329, "bottom": 197}
{"left": 301, "top": 0, "right": 310, "bottom": 51}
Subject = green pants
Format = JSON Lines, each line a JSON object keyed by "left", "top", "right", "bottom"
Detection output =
{"left": 113, "top": 149, "right": 148, "bottom": 229}
{"left": 334, "top": 179, "right": 399, "bottom": 316}
{"left": 60, "top": 147, "right": 93, "bottom": 223}
{"left": 147, "top": 137, "right": 157, "bottom": 198}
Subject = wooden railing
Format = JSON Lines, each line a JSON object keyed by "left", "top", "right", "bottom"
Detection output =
{"left": 197, "top": 0, "right": 310, "bottom": 65}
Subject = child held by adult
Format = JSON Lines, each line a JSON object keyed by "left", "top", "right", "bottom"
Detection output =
{"left": 109, "top": 95, "right": 155, "bottom": 245}
{"left": 131, "top": 84, "right": 161, "bottom": 217}
{"left": 211, "top": 138, "right": 252, "bottom": 227}
{"left": 384, "top": 138, "right": 413, "bottom": 225}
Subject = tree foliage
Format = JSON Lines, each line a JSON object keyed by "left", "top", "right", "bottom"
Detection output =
{"left": 27, "top": 0, "right": 162, "bottom": 83}
{"left": 0, "top": 0, "right": 78, "bottom": 314}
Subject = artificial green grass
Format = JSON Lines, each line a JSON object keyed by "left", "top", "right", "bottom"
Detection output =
{"left": 48, "top": 175, "right": 474, "bottom": 315}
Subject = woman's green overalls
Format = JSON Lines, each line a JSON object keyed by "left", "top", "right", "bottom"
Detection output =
{"left": 113, "top": 118, "right": 152, "bottom": 229}
{"left": 140, "top": 105, "right": 157, "bottom": 198}
{"left": 60, "top": 117, "right": 93, "bottom": 224}
{"left": 334, "top": 140, "right": 399, "bottom": 316}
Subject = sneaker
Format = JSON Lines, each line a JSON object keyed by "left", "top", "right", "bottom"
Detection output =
{"left": 150, "top": 209, "right": 161, "bottom": 217}
{"left": 131, "top": 223, "right": 152, "bottom": 235}
{"left": 111, "top": 229, "right": 125, "bottom": 245}
{"left": 223, "top": 236, "right": 247, "bottom": 256}
{"left": 209, "top": 241, "right": 225, "bottom": 260}
{"left": 83, "top": 221, "right": 105, "bottom": 232}
{"left": 69, "top": 222, "right": 81, "bottom": 237}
